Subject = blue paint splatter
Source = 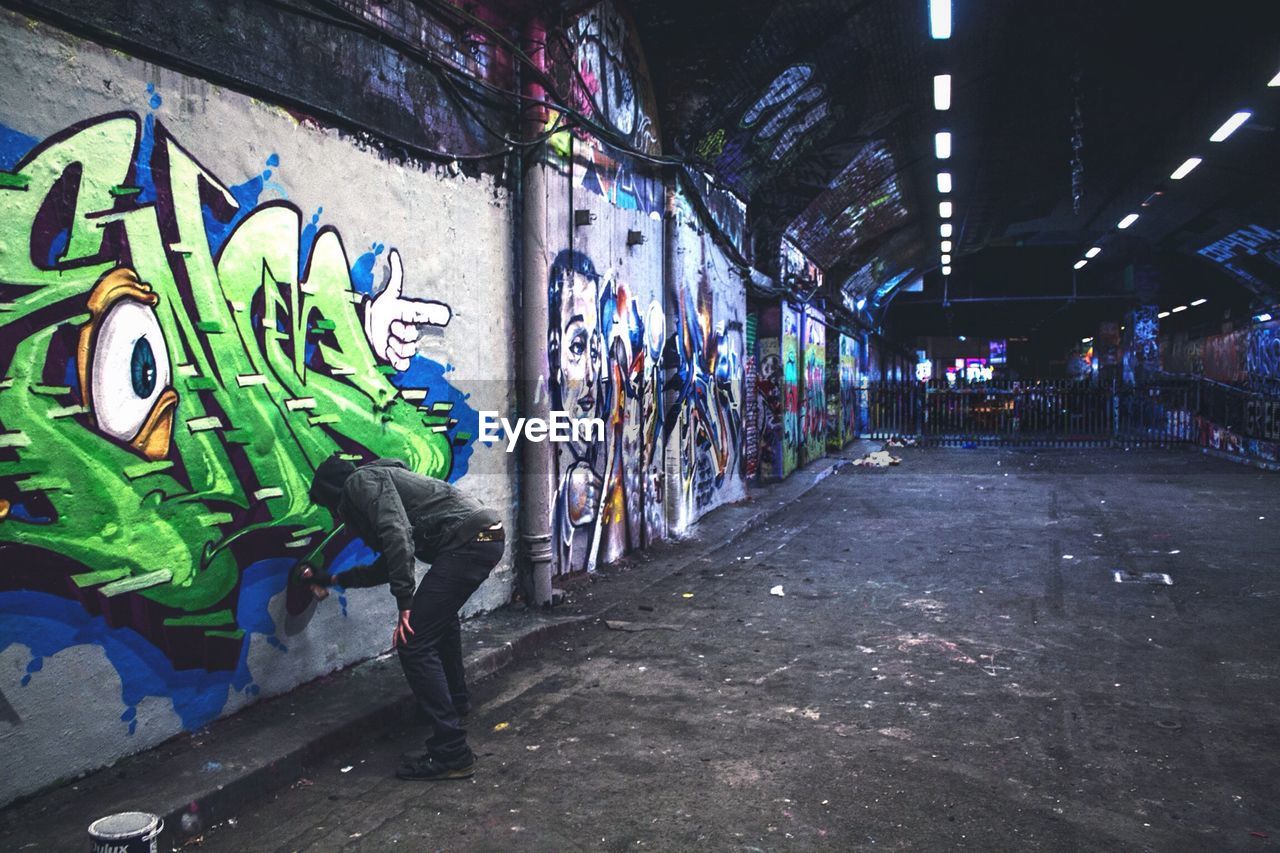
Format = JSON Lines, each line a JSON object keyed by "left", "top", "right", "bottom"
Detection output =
{"left": 46, "top": 228, "right": 69, "bottom": 268}
{"left": 0, "top": 554, "right": 314, "bottom": 732}
{"left": 0, "top": 124, "right": 37, "bottom": 170}
{"left": 203, "top": 153, "right": 287, "bottom": 256}
{"left": 350, "top": 243, "right": 385, "bottom": 296}
{"left": 299, "top": 207, "right": 323, "bottom": 282}
{"left": 391, "top": 356, "right": 478, "bottom": 481}
{"left": 136, "top": 86, "right": 161, "bottom": 204}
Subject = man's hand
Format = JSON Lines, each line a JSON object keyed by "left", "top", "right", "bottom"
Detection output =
{"left": 392, "top": 609, "right": 415, "bottom": 650}
{"left": 363, "top": 249, "right": 452, "bottom": 371}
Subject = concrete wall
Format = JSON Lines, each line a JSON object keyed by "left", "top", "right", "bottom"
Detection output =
{"left": 0, "top": 10, "right": 516, "bottom": 804}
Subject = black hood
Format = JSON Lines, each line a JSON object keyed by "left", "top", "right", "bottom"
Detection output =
{"left": 308, "top": 455, "right": 356, "bottom": 509}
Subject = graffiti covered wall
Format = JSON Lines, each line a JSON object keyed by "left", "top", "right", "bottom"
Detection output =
{"left": 665, "top": 186, "right": 747, "bottom": 531}
{"left": 827, "top": 332, "right": 857, "bottom": 449}
{"left": 800, "top": 305, "right": 827, "bottom": 464}
{"left": 535, "top": 0, "right": 668, "bottom": 577}
{"left": 752, "top": 301, "right": 801, "bottom": 480}
{"left": 0, "top": 13, "right": 515, "bottom": 804}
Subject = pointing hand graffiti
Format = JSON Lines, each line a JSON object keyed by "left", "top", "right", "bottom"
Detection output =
{"left": 363, "top": 249, "right": 452, "bottom": 371}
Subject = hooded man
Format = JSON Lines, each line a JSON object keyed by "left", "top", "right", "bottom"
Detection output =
{"left": 298, "top": 456, "right": 504, "bottom": 781}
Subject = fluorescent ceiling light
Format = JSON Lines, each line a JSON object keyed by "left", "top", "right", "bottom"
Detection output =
{"left": 930, "top": 0, "right": 952, "bottom": 39}
{"left": 941, "top": 240, "right": 953, "bottom": 253}
{"left": 940, "top": 223, "right": 953, "bottom": 238}
{"left": 1210, "top": 111, "right": 1251, "bottom": 142}
{"left": 1082, "top": 337, "right": 1093, "bottom": 344}
{"left": 1170, "top": 157, "right": 1202, "bottom": 180}
{"left": 935, "top": 131, "right": 952, "bottom": 159}
{"left": 942, "top": 265, "right": 953, "bottom": 275}
{"left": 937, "top": 171, "right": 953, "bottom": 193}
{"left": 1117, "top": 213, "right": 1139, "bottom": 229}
{"left": 1171, "top": 305, "right": 1187, "bottom": 313}
{"left": 1256, "top": 312, "right": 1273, "bottom": 322}
{"left": 1190, "top": 298, "right": 1207, "bottom": 306}
{"left": 1074, "top": 260, "right": 1087, "bottom": 270}
{"left": 939, "top": 200, "right": 953, "bottom": 218}
{"left": 941, "top": 254, "right": 952, "bottom": 264}
{"left": 1158, "top": 311, "right": 1171, "bottom": 318}
{"left": 1085, "top": 247, "right": 1101, "bottom": 258}
{"left": 957, "top": 335, "right": 966, "bottom": 342}
{"left": 1270, "top": 70, "right": 1280, "bottom": 87}
{"left": 933, "top": 74, "right": 952, "bottom": 110}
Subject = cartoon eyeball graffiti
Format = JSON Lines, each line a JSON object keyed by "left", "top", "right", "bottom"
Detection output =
{"left": 77, "top": 267, "right": 179, "bottom": 461}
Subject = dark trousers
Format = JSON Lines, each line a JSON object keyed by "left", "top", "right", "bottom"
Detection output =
{"left": 397, "top": 536, "right": 504, "bottom": 762}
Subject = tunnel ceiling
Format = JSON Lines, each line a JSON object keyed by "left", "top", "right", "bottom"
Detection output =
{"left": 624, "top": 0, "right": 1280, "bottom": 320}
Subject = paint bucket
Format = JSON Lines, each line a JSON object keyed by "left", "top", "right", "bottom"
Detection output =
{"left": 87, "top": 811, "right": 163, "bottom": 853}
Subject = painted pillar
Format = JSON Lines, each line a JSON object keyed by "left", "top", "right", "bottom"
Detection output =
{"left": 799, "top": 304, "right": 826, "bottom": 466}
{"left": 1123, "top": 305, "right": 1160, "bottom": 384}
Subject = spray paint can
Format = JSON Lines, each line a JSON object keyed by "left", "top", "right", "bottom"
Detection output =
{"left": 87, "top": 811, "right": 163, "bottom": 853}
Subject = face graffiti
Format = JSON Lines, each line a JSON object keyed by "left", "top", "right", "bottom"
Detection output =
{"left": 546, "top": 249, "right": 664, "bottom": 573}
{"left": 0, "top": 113, "right": 465, "bottom": 689}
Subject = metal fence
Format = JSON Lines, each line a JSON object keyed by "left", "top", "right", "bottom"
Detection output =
{"left": 856, "top": 380, "right": 1200, "bottom": 447}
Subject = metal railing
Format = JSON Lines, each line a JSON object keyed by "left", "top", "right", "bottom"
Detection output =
{"left": 856, "top": 380, "right": 1199, "bottom": 447}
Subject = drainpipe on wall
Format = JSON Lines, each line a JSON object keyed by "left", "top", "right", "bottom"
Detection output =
{"left": 517, "top": 15, "right": 554, "bottom": 606}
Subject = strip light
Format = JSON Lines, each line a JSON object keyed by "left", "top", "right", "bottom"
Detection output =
{"left": 1256, "top": 312, "right": 1273, "bottom": 322}
{"left": 939, "top": 200, "right": 953, "bottom": 218}
{"left": 930, "top": 0, "right": 952, "bottom": 39}
{"left": 935, "top": 131, "right": 952, "bottom": 159}
{"left": 1085, "top": 247, "right": 1101, "bottom": 258}
{"left": 1170, "top": 157, "right": 1202, "bottom": 180}
{"left": 1190, "top": 298, "right": 1207, "bottom": 306}
{"left": 1074, "top": 260, "right": 1087, "bottom": 270}
{"left": 942, "top": 265, "right": 952, "bottom": 275}
{"left": 937, "top": 171, "right": 953, "bottom": 193}
{"left": 934, "top": 74, "right": 952, "bottom": 110}
{"left": 941, "top": 240, "right": 952, "bottom": 253}
{"left": 1210, "top": 111, "right": 1251, "bottom": 142}
{"left": 1158, "top": 311, "right": 1171, "bottom": 318}
{"left": 1117, "top": 213, "right": 1139, "bottom": 229}
{"left": 1171, "top": 305, "right": 1187, "bottom": 313}
{"left": 1270, "top": 70, "right": 1280, "bottom": 87}
{"left": 941, "top": 254, "right": 952, "bottom": 264}
{"left": 940, "top": 223, "right": 953, "bottom": 238}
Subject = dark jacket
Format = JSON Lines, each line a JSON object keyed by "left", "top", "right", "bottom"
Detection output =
{"left": 334, "top": 459, "right": 500, "bottom": 609}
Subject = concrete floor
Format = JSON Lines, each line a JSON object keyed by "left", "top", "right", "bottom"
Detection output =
{"left": 195, "top": 448, "right": 1280, "bottom": 852}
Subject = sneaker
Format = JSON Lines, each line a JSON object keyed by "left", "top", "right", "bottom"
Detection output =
{"left": 396, "top": 752, "right": 476, "bottom": 781}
